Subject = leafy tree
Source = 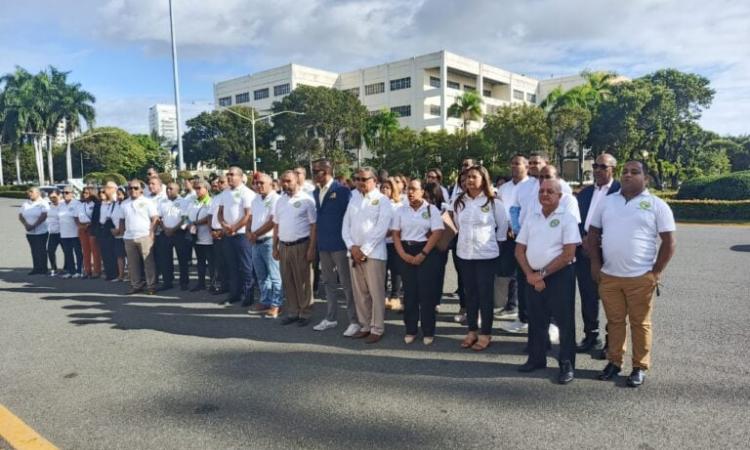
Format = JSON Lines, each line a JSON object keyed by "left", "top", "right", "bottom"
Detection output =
{"left": 70, "top": 127, "right": 147, "bottom": 178}
{"left": 483, "top": 104, "right": 551, "bottom": 162}
{"left": 726, "top": 135, "right": 750, "bottom": 172}
{"left": 448, "top": 91, "right": 483, "bottom": 150}
{"left": 133, "top": 134, "right": 170, "bottom": 173}
{"left": 364, "top": 109, "right": 400, "bottom": 162}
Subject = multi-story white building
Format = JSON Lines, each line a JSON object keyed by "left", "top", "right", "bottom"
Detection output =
{"left": 213, "top": 50, "right": 585, "bottom": 134}
{"left": 148, "top": 104, "right": 178, "bottom": 146}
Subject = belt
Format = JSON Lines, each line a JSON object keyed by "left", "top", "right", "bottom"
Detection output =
{"left": 281, "top": 236, "right": 310, "bottom": 246}
{"left": 256, "top": 236, "right": 271, "bottom": 244}
{"left": 401, "top": 240, "right": 427, "bottom": 246}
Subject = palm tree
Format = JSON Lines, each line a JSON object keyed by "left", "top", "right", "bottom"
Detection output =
{"left": 448, "top": 91, "right": 483, "bottom": 150}
{"left": 364, "top": 109, "right": 399, "bottom": 161}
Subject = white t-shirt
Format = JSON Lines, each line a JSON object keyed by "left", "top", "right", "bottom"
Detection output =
{"left": 20, "top": 199, "right": 49, "bottom": 235}
{"left": 390, "top": 200, "right": 444, "bottom": 242}
{"left": 111, "top": 203, "right": 125, "bottom": 240}
{"left": 591, "top": 189, "right": 676, "bottom": 278}
{"left": 251, "top": 191, "right": 280, "bottom": 239}
{"left": 341, "top": 189, "right": 393, "bottom": 260}
{"left": 384, "top": 200, "right": 403, "bottom": 244}
{"left": 273, "top": 190, "right": 316, "bottom": 242}
{"left": 187, "top": 197, "right": 213, "bottom": 245}
{"left": 121, "top": 196, "right": 159, "bottom": 240}
{"left": 218, "top": 185, "right": 256, "bottom": 234}
{"left": 516, "top": 207, "right": 582, "bottom": 270}
{"left": 58, "top": 200, "right": 81, "bottom": 239}
{"left": 47, "top": 203, "right": 61, "bottom": 234}
{"left": 453, "top": 193, "right": 508, "bottom": 260}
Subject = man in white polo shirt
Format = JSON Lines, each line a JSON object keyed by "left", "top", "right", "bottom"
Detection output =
{"left": 273, "top": 170, "right": 317, "bottom": 326}
{"left": 217, "top": 167, "right": 256, "bottom": 306}
{"left": 120, "top": 179, "right": 160, "bottom": 295}
{"left": 588, "top": 160, "right": 676, "bottom": 388}
{"left": 248, "top": 173, "right": 282, "bottom": 318}
{"left": 342, "top": 167, "right": 394, "bottom": 343}
{"left": 515, "top": 178, "right": 581, "bottom": 384}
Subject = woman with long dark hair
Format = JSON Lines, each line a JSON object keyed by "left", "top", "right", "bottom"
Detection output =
{"left": 452, "top": 165, "right": 509, "bottom": 351}
{"left": 380, "top": 178, "right": 404, "bottom": 311}
{"left": 423, "top": 181, "right": 450, "bottom": 308}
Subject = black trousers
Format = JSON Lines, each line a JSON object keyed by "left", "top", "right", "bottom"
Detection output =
{"left": 451, "top": 247, "right": 466, "bottom": 309}
{"left": 526, "top": 264, "right": 576, "bottom": 368}
{"left": 61, "top": 237, "right": 82, "bottom": 275}
{"left": 400, "top": 242, "right": 441, "bottom": 337}
{"left": 575, "top": 246, "right": 600, "bottom": 337}
{"left": 385, "top": 243, "right": 402, "bottom": 298}
{"left": 457, "top": 256, "right": 497, "bottom": 335}
{"left": 435, "top": 249, "right": 449, "bottom": 305}
{"left": 211, "top": 233, "right": 229, "bottom": 291}
{"left": 98, "top": 225, "right": 118, "bottom": 280}
{"left": 516, "top": 269, "right": 529, "bottom": 323}
{"left": 159, "top": 231, "right": 192, "bottom": 287}
{"left": 47, "top": 233, "right": 62, "bottom": 271}
{"left": 26, "top": 233, "right": 48, "bottom": 273}
{"left": 194, "top": 243, "right": 214, "bottom": 286}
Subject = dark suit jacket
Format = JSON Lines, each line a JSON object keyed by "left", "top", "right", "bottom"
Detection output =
{"left": 577, "top": 180, "right": 620, "bottom": 236}
{"left": 314, "top": 181, "right": 352, "bottom": 252}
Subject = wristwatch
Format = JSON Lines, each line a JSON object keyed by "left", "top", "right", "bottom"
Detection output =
{"left": 539, "top": 267, "right": 547, "bottom": 278}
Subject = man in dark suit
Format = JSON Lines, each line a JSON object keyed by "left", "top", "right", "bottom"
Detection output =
{"left": 310, "top": 159, "right": 359, "bottom": 335}
{"left": 576, "top": 153, "right": 620, "bottom": 354}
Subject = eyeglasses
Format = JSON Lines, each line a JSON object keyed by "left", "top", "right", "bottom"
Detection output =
{"left": 354, "top": 176, "right": 373, "bottom": 182}
{"left": 592, "top": 163, "right": 613, "bottom": 170}
{"left": 538, "top": 174, "right": 554, "bottom": 179}
{"left": 63, "top": 191, "right": 73, "bottom": 194}
{"left": 127, "top": 186, "right": 141, "bottom": 191}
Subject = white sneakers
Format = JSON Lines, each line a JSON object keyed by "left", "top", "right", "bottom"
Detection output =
{"left": 342, "top": 323, "right": 361, "bottom": 337}
{"left": 60, "top": 273, "right": 72, "bottom": 279}
{"left": 71, "top": 273, "right": 82, "bottom": 279}
{"left": 500, "top": 320, "right": 528, "bottom": 333}
{"left": 548, "top": 324, "right": 560, "bottom": 345}
{"left": 313, "top": 319, "right": 338, "bottom": 331}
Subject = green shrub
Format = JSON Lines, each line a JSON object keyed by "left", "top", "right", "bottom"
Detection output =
{"left": 0, "top": 191, "right": 29, "bottom": 199}
{"left": 699, "top": 171, "right": 750, "bottom": 200}
{"left": 667, "top": 199, "right": 750, "bottom": 221}
{"left": 675, "top": 175, "right": 718, "bottom": 199}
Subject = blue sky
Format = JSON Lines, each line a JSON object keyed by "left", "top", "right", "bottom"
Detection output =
{"left": 2, "top": 0, "right": 748, "bottom": 136}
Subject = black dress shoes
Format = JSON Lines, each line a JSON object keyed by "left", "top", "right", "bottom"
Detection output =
{"left": 626, "top": 368, "right": 646, "bottom": 387}
{"left": 518, "top": 360, "right": 547, "bottom": 373}
{"left": 297, "top": 318, "right": 310, "bottom": 327}
{"left": 280, "top": 316, "right": 299, "bottom": 326}
{"left": 558, "top": 361, "right": 574, "bottom": 384}
{"left": 576, "top": 335, "right": 604, "bottom": 353}
{"left": 598, "top": 362, "right": 621, "bottom": 380}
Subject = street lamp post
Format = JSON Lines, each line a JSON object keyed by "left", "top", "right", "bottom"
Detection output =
{"left": 217, "top": 106, "right": 305, "bottom": 172}
{"left": 169, "top": 0, "right": 185, "bottom": 171}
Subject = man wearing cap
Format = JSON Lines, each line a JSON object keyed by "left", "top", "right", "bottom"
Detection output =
{"left": 588, "top": 160, "right": 676, "bottom": 387}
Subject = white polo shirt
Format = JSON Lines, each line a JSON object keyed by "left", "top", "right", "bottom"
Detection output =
{"left": 583, "top": 180, "right": 614, "bottom": 232}
{"left": 342, "top": 188, "right": 393, "bottom": 260}
{"left": 591, "top": 189, "right": 676, "bottom": 277}
{"left": 58, "top": 199, "right": 81, "bottom": 239}
{"left": 251, "top": 191, "right": 280, "bottom": 238}
{"left": 218, "top": 185, "right": 256, "bottom": 234}
{"left": 516, "top": 207, "right": 581, "bottom": 270}
{"left": 497, "top": 176, "right": 532, "bottom": 216}
{"left": 384, "top": 200, "right": 403, "bottom": 244}
{"left": 273, "top": 190, "right": 316, "bottom": 242}
{"left": 160, "top": 198, "right": 185, "bottom": 229}
{"left": 520, "top": 192, "right": 581, "bottom": 226}
{"left": 452, "top": 193, "right": 508, "bottom": 260}
{"left": 111, "top": 203, "right": 124, "bottom": 240}
{"left": 77, "top": 201, "right": 95, "bottom": 224}
{"left": 99, "top": 201, "right": 117, "bottom": 225}
{"left": 390, "top": 200, "right": 444, "bottom": 242}
{"left": 47, "top": 203, "right": 61, "bottom": 234}
{"left": 187, "top": 197, "right": 213, "bottom": 245}
{"left": 121, "top": 196, "right": 159, "bottom": 240}
{"left": 20, "top": 199, "right": 49, "bottom": 235}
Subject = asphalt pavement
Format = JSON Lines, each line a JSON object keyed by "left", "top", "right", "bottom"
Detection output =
{"left": 0, "top": 197, "right": 749, "bottom": 449}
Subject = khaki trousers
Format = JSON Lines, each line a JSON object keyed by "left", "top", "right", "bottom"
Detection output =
{"left": 351, "top": 258, "right": 387, "bottom": 335}
{"left": 124, "top": 236, "right": 157, "bottom": 290}
{"left": 279, "top": 242, "right": 313, "bottom": 319}
{"left": 599, "top": 272, "right": 657, "bottom": 370}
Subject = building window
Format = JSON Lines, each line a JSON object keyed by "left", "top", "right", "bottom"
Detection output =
{"left": 254, "top": 88, "right": 269, "bottom": 100}
{"left": 275, "top": 139, "right": 285, "bottom": 150}
{"left": 447, "top": 80, "right": 460, "bottom": 90}
{"left": 235, "top": 92, "right": 250, "bottom": 104}
{"left": 513, "top": 89, "right": 524, "bottom": 101}
{"left": 429, "top": 76, "right": 441, "bottom": 88}
{"left": 429, "top": 105, "right": 441, "bottom": 116}
{"left": 483, "top": 89, "right": 492, "bottom": 97}
{"left": 526, "top": 92, "right": 537, "bottom": 103}
{"left": 464, "top": 85, "right": 476, "bottom": 92}
{"left": 390, "top": 105, "right": 411, "bottom": 117}
{"left": 365, "top": 82, "right": 385, "bottom": 96}
{"left": 274, "top": 84, "right": 290, "bottom": 96}
{"left": 390, "top": 77, "right": 411, "bottom": 91}
{"left": 218, "top": 96, "right": 232, "bottom": 107}
{"left": 344, "top": 87, "right": 360, "bottom": 97}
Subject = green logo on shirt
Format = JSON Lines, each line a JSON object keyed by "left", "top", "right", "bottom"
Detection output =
{"left": 481, "top": 205, "right": 490, "bottom": 213}
{"left": 639, "top": 200, "right": 652, "bottom": 210}
{"left": 371, "top": 199, "right": 380, "bottom": 206}
{"left": 550, "top": 219, "right": 560, "bottom": 228}
{"left": 293, "top": 201, "right": 301, "bottom": 208}
{"left": 421, "top": 211, "right": 429, "bottom": 219}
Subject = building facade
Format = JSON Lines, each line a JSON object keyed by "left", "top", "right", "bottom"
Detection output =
{"left": 148, "top": 104, "right": 178, "bottom": 146}
{"left": 213, "top": 50, "right": 585, "bottom": 134}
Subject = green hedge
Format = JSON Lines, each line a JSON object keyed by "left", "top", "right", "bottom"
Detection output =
{"left": 667, "top": 199, "right": 750, "bottom": 221}
{"left": 0, "top": 191, "right": 28, "bottom": 199}
{"left": 0, "top": 185, "right": 31, "bottom": 192}
{"left": 677, "top": 171, "right": 750, "bottom": 200}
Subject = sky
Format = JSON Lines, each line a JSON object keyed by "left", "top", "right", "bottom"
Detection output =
{"left": 1, "top": 0, "right": 748, "bottom": 136}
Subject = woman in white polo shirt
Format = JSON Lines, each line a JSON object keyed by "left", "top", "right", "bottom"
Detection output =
{"left": 19, "top": 187, "right": 50, "bottom": 275}
{"left": 452, "top": 165, "right": 509, "bottom": 351}
{"left": 391, "top": 179, "right": 444, "bottom": 345}
{"left": 58, "top": 187, "right": 83, "bottom": 278}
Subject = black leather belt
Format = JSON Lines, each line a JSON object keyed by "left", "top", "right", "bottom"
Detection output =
{"left": 402, "top": 240, "right": 427, "bottom": 246}
{"left": 256, "top": 236, "right": 271, "bottom": 244}
{"left": 281, "top": 236, "right": 310, "bottom": 246}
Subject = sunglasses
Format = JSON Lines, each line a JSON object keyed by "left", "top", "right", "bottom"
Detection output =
{"left": 592, "top": 163, "right": 612, "bottom": 170}
{"left": 354, "top": 176, "right": 373, "bottom": 182}
{"left": 127, "top": 186, "right": 141, "bottom": 191}
{"left": 538, "top": 174, "right": 554, "bottom": 179}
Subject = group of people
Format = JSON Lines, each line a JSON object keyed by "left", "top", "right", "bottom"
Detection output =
{"left": 19, "top": 153, "right": 676, "bottom": 386}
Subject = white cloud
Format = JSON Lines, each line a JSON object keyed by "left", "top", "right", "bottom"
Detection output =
{"left": 5, "top": 0, "right": 750, "bottom": 134}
